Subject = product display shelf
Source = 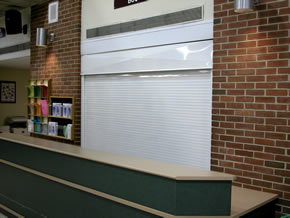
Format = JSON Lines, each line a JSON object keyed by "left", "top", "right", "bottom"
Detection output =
{"left": 26, "top": 80, "right": 74, "bottom": 142}
{"left": 48, "top": 96, "right": 74, "bottom": 141}
{"left": 27, "top": 80, "right": 51, "bottom": 136}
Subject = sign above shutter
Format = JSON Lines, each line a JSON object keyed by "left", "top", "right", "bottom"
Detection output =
{"left": 114, "top": 0, "right": 148, "bottom": 9}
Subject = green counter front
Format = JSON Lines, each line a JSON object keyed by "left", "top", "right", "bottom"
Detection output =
{"left": 0, "top": 133, "right": 235, "bottom": 217}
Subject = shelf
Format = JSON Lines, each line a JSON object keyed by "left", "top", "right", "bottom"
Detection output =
{"left": 28, "top": 97, "right": 48, "bottom": 99}
{"left": 48, "top": 116, "right": 72, "bottom": 120}
{"left": 51, "top": 96, "right": 74, "bottom": 99}
{"left": 28, "top": 114, "right": 48, "bottom": 118}
{"left": 48, "top": 135, "right": 74, "bottom": 141}
{"left": 31, "top": 132, "right": 73, "bottom": 141}
{"left": 31, "top": 132, "right": 48, "bottom": 136}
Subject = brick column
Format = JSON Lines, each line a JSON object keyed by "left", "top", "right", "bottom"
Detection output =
{"left": 31, "top": 0, "right": 81, "bottom": 144}
{"left": 212, "top": 0, "right": 290, "bottom": 216}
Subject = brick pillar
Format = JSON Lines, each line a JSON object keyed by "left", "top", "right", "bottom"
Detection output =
{"left": 212, "top": 0, "right": 290, "bottom": 216}
{"left": 31, "top": 0, "right": 81, "bottom": 144}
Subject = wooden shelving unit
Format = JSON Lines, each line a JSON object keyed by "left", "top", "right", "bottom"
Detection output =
{"left": 27, "top": 79, "right": 50, "bottom": 135}
{"left": 48, "top": 96, "right": 74, "bottom": 141}
{"left": 27, "top": 80, "right": 74, "bottom": 142}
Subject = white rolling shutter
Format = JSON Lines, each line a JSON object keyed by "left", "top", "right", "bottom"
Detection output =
{"left": 82, "top": 70, "right": 211, "bottom": 170}
{"left": 81, "top": 21, "right": 213, "bottom": 170}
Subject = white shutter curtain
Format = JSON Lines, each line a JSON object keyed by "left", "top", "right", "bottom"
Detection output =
{"left": 83, "top": 70, "right": 211, "bottom": 170}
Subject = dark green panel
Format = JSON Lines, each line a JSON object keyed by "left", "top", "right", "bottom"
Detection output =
{"left": 0, "top": 140, "right": 176, "bottom": 214}
{"left": 241, "top": 200, "right": 276, "bottom": 218}
{"left": 0, "top": 163, "right": 161, "bottom": 218}
{"left": 0, "top": 208, "right": 19, "bottom": 218}
{"left": 176, "top": 181, "right": 232, "bottom": 216}
{"left": 0, "top": 193, "right": 42, "bottom": 218}
{"left": 0, "top": 139, "right": 233, "bottom": 216}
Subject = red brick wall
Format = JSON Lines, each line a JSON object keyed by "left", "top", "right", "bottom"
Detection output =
{"left": 30, "top": 0, "right": 81, "bottom": 144}
{"left": 212, "top": 0, "right": 290, "bottom": 216}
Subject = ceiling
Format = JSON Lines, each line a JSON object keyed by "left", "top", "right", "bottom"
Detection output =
{"left": 0, "top": 1, "right": 47, "bottom": 69}
{"left": 0, "top": 0, "right": 47, "bottom": 17}
{"left": 0, "top": 56, "right": 30, "bottom": 69}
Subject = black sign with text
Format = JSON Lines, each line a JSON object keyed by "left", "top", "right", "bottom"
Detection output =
{"left": 114, "top": 0, "right": 148, "bottom": 9}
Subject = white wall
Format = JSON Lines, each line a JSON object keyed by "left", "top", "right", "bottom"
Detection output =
{"left": 0, "top": 8, "right": 31, "bottom": 48}
{"left": 81, "top": 0, "right": 213, "bottom": 40}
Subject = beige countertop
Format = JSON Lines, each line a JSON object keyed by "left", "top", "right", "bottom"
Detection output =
{"left": 0, "top": 133, "right": 235, "bottom": 181}
{"left": 230, "top": 186, "right": 277, "bottom": 218}
{"left": 171, "top": 186, "right": 278, "bottom": 218}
